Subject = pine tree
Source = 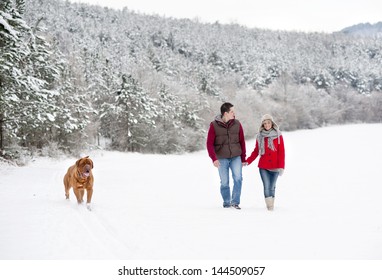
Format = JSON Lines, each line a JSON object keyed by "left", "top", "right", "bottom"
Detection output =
{"left": 1, "top": 0, "right": 92, "bottom": 156}
{"left": 0, "top": 0, "right": 32, "bottom": 151}
{"left": 111, "top": 74, "right": 158, "bottom": 151}
{"left": 147, "top": 85, "right": 181, "bottom": 153}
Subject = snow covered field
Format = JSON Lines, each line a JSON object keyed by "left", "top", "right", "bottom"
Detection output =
{"left": 1, "top": 124, "right": 382, "bottom": 260}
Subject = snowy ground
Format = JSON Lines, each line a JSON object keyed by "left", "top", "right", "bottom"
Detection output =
{"left": 1, "top": 124, "right": 382, "bottom": 260}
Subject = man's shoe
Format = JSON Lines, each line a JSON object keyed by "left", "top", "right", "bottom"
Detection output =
{"left": 232, "top": 204, "right": 241, "bottom": 210}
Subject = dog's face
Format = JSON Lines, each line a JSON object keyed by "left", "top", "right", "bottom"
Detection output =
{"left": 76, "top": 156, "right": 94, "bottom": 178}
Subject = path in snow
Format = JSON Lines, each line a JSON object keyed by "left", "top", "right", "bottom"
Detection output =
{"left": 1, "top": 124, "right": 382, "bottom": 259}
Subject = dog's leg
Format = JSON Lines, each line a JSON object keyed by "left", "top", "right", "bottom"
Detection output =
{"left": 64, "top": 177, "right": 70, "bottom": 200}
{"left": 79, "top": 189, "right": 85, "bottom": 203}
{"left": 86, "top": 188, "right": 93, "bottom": 204}
{"left": 86, "top": 189, "right": 93, "bottom": 211}
{"left": 65, "top": 184, "right": 71, "bottom": 200}
{"left": 86, "top": 203, "right": 92, "bottom": 211}
{"left": 73, "top": 188, "right": 83, "bottom": 203}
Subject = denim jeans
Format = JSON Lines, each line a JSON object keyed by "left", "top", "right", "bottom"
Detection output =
{"left": 218, "top": 156, "right": 243, "bottom": 206}
{"left": 259, "top": 168, "right": 279, "bottom": 198}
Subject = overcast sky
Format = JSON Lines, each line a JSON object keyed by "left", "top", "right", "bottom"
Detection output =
{"left": 69, "top": 0, "right": 381, "bottom": 33}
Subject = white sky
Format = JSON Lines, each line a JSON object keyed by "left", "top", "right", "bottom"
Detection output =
{"left": 69, "top": 0, "right": 381, "bottom": 33}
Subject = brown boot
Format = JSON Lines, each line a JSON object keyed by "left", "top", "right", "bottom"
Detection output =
{"left": 265, "top": 197, "right": 274, "bottom": 211}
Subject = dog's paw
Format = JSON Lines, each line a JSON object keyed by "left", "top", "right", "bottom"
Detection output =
{"left": 86, "top": 203, "right": 92, "bottom": 211}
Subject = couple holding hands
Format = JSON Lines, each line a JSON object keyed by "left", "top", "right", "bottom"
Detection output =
{"left": 207, "top": 102, "right": 285, "bottom": 211}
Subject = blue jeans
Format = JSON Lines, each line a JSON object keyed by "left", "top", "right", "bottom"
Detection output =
{"left": 259, "top": 168, "right": 279, "bottom": 198}
{"left": 218, "top": 156, "right": 243, "bottom": 206}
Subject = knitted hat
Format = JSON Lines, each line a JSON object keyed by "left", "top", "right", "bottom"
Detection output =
{"left": 259, "top": 114, "right": 279, "bottom": 132}
{"left": 261, "top": 114, "right": 274, "bottom": 123}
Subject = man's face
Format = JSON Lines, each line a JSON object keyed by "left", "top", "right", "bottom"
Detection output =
{"left": 225, "top": 107, "right": 235, "bottom": 120}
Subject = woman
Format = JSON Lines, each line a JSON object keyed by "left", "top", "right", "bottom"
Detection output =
{"left": 245, "top": 114, "right": 285, "bottom": 211}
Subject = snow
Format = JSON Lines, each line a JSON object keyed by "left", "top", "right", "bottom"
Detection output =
{"left": 0, "top": 12, "right": 19, "bottom": 38}
{"left": 1, "top": 123, "right": 382, "bottom": 260}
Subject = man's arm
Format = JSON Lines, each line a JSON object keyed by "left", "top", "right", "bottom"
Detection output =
{"left": 206, "top": 122, "right": 218, "bottom": 163}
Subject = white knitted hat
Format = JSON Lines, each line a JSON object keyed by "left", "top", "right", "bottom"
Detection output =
{"left": 259, "top": 114, "right": 279, "bottom": 131}
{"left": 261, "top": 114, "right": 274, "bottom": 123}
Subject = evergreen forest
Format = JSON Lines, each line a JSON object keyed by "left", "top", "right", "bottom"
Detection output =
{"left": 1, "top": 0, "right": 381, "bottom": 163}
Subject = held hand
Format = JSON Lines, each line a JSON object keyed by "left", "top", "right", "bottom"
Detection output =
{"left": 242, "top": 162, "right": 248, "bottom": 167}
{"left": 213, "top": 160, "right": 220, "bottom": 168}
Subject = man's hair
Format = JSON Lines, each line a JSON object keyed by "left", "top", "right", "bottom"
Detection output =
{"left": 220, "top": 102, "right": 234, "bottom": 116}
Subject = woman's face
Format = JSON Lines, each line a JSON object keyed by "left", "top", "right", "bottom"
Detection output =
{"left": 262, "top": 120, "right": 273, "bottom": 131}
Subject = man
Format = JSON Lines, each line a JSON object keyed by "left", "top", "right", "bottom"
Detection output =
{"left": 206, "top": 102, "right": 246, "bottom": 209}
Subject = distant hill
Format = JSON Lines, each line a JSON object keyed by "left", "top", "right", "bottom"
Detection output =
{"left": 340, "top": 22, "right": 382, "bottom": 37}
{"left": 2, "top": 0, "right": 382, "bottom": 157}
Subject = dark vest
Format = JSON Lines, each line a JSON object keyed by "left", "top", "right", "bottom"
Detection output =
{"left": 212, "top": 119, "right": 242, "bottom": 159}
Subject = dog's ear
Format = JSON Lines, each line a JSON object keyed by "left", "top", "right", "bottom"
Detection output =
{"left": 84, "top": 156, "right": 93, "bottom": 168}
{"left": 76, "top": 158, "right": 81, "bottom": 167}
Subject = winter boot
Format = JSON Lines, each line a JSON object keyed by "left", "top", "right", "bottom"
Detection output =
{"left": 265, "top": 197, "right": 274, "bottom": 211}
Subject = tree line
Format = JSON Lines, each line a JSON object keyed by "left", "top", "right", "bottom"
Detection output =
{"left": 1, "top": 0, "right": 381, "bottom": 163}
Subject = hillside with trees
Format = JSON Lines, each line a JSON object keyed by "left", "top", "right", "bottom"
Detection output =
{"left": 1, "top": 0, "right": 381, "bottom": 162}
{"left": 341, "top": 21, "right": 382, "bottom": 37}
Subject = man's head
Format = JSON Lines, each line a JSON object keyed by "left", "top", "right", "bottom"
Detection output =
{"left": 220, "top": 102, "right": 235, "bottom": 121}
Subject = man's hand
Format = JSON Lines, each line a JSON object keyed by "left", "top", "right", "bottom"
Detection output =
{"left": 213, "top": 160, "right": 220, "bottom": 168}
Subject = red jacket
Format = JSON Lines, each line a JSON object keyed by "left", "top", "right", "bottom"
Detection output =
{"left": 246, "top": 135, "right": 285, "bottom": 169}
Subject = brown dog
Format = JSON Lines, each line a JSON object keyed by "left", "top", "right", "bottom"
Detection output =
{"left": 63, "top": 156, "right": 94, "bottom": 210}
